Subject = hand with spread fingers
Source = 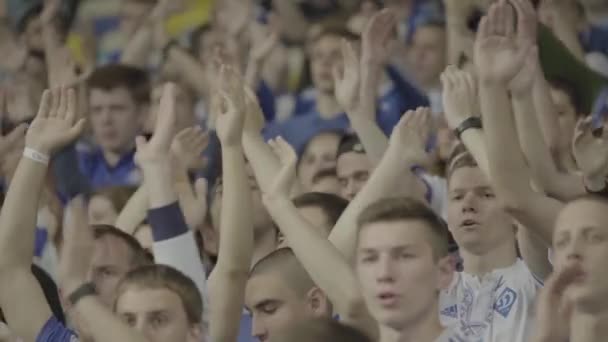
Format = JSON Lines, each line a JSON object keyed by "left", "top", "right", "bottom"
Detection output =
{"left": 474, "top": 0, "right": 532, "bottom": 85}
{"left": 25, "top": 87, "right": 86, "bottom": 155}
{"left": 333, "top": 39, "right": 361, "bottom": 115}
{"left": 389, "top": 107, "right": 433, "bottom": 166}
{"left": 361, "top": 8, "right": 397, "bottom": 66}
{"left": 177, "top": 178, "right": 209, "bottom": 230}
{"left": 263, "top": 137, "right": 298, "bottom": 202}
{"left": 572, "top": 117, "right": 608, "bottom": 181}
{"left": 441, "top": 65, "right": 479, "bottom": 130}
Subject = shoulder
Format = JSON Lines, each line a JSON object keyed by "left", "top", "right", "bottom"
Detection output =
{"left": 36, "top": 316, "right": 78, "bottom": 342}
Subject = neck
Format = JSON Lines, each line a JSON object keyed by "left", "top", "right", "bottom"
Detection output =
{"left": 572, "top": 310, "right": 608, "bottom": 342}
{"left": 461, "top": 238, "right": 518, "bottom": 276}
{"left": 251, "top": 229, "right": 277, "bottom": 266}
{"left": 379, "top": 301, "right": 444, "bottom": 342}
{"left": 316, "top": 92, "right": 342, "bottom": 119}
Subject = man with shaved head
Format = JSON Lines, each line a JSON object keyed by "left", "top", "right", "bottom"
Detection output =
{"left": 244, "top": 248, "right": 333, "bottom": 341}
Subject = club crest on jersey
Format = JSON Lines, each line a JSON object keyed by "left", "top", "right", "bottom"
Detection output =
{"left": 494, "top": 287, "right": 517, "bottom": 318}
{"left": 441, "top": 304, "right": 458, "bottom": 318}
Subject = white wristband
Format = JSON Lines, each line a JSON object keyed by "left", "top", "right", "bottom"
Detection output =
{"left": 23, "top": 147, "right": 50, "bottom": 165}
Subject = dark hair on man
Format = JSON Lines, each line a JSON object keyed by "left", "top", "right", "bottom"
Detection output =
{"left": 309, "top": 25, "right": 360, "bottom": 45}
{"left": 357, "top": 197, "right": 450, "bottom": 259}
{"left": 272, "top": 318, "right": 372, "bottom": 342}
{"left": 115, "top": 264, "right": 203, "bottom": 325}
{"left": 548, "top": 77, "right": 585, "bottom": 116}
{"left": 446, "top": 149, "right": 479, "bottom": 182}
{"left": 92, "top": 225, "right": 153, "bottom": 266}
{"left": 87, "top": 64, "right": 150, "bottom": 105}
{"left": 293, "top": 192, "right": 349, "bottom": 229}
{"left": 249, "top": 248, "right": 315, "bottom": 296}
{"left": 336, "top": 134, "right": 365, "bottom": 159}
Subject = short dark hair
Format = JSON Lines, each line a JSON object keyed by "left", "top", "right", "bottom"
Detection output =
{"left": 293, "top": 192, "right": 349, "bottom": 229}
{"left": 249, "top": 248, "right": 315, "bottom": 296}
{"left": 548, "top": 77, "right": 585, "bottom": 116}
{"left": 115, "top": 264, "right": 203, "bottom": 325}
{"left": 92, "top": 225, "right": 153, "bottom": 266}
{"left": 357, "top": 197, "right": 450, "bottom": 259}
{"left": 273, "top": 318, "right": 372, "bottom": 342}
{"left": 87, "top": 64, "right": 150, "bottom": 105}
{"left": 446, "top": 148, "right": 479, "bottom": 182}
{"left": 336, "top": 134, "right": 365, "bottom": 159}
{"left": 309, "top": 25, "right": 360, "bottom": 46}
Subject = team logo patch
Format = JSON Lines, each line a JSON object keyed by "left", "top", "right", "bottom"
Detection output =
{"left": 494, "top": 287, "right": 517, "bottom": 318}
{"left": 441, "top": 304, "right": 458, "bottom": 318}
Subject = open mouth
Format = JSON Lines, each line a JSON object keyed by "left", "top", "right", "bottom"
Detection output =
{"left": 460, "top": 219, "right": 479, "bottom": 228}
{"left": 377, "top": 292, "right": 399, "bottom": 307}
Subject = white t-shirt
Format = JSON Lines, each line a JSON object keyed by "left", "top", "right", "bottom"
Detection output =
{"left": 439, "top": 259, "right": 542, "bottom": 342}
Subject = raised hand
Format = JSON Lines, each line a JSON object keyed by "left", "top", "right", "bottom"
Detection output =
{"left": 361, "top": 8, "right": 397, "bottom": 66}
{"left": 333, "top": 39, "right": 360, "bottom": 114}
{"left": 389, "top": 107, "right": 432, "bottom": 166}
{"left": 474, "top": 0, "right": 531, "bottom": 84}
{"left": 171, "top": 126, "right": 209, "bottom": 172}
{"left": 215, "top": 65, "right": 246, "bottom": 147}
{"left": 214, "top": 0, "right": 252, "bottom": 37}
{"left": 572, "top": 117, "right": 608, "bottom": 180}
{"left": 134, "top": 83, "right": 177, "bottom": 167}
{"left": 249, "top": 21, "right": 279, "bottom": 65}
{"left": 243, "top": 87, "right": 265, "bottom": 135}
{"left": 531, "top": 264, "right": 581, "bottom": 342}
{"left": 26, "top": 87, "right": 86, "bottom": 155}
{"left": 40, "top": 0, "right": 62, "bottom": 25}
{"left": 264, "top": 137, "right": 298, "bottom": 201}
{"left": 58, "top": 196, "right": 94, "bottom": 295}
{"left": 441, "top": 65, "right": 479, "bottom": 130}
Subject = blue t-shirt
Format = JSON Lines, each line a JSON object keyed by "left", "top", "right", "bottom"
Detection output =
{"left": 581, "top": 25, "right": 608, "bottom": 56}
{"left": 36, "top": 317, "right": 78, "bottom": 342}
{"left": 77, "top": 147, "right": 141, "bottom": 190}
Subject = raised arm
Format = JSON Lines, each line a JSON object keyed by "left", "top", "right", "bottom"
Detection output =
{"left": 329, "top": 108, "right": 431, "bottom": 261}
{"left": 440, "top": 66, "right": 490, "bottom": 176}
{"left": 0, "top": 88, "right": 85, "bottom": 342}
{"left": 262, "top": 137, "right": 377, "bottom": 339}
{"left": 207, "top": 66, "right": 254, "bottom": 342}
{"left": 59, "top": 197, "right": 148, "bottom": 342}
{"left": 474, "top": 0, "right": 562, "bottom": 246}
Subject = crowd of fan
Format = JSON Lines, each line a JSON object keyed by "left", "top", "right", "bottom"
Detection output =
{"left": 0, "top": 0, "right": 607, "bottom": 341}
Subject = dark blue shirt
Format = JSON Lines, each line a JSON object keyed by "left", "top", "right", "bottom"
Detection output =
{"left": 581, "top": 25, "right": 608, "bottom": 56}
{"left": 77, "top": 147, "right": 141, "bottom": 190}
{"left": 36, "top": 317, "right": 78, "bottom": 342}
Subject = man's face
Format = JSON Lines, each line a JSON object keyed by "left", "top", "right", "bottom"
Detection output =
{"left": 356, "top": 220, "right": 451, "bottom": 330}
{"left": 88, "top": 195, "right": 119, "bottom": 226}
{"left": 298, "top": 133, "right": 341, "bottom": 191}
{"left": 197, "top": 29, "right": 240, "bottom": 78}
{"left": 550, "top": 87, "right": 578, "bottom": 150}
{"left": 116, "top": 287, "right": 201, "bottom": 342}
{"left": 245, "top": 272, "right": 319, "bottom": 342}
{"left": 447, "top": 167, "right": 515, "bottom": 255}
{"left": 553, "top": 199, "right": 608, "bottom": 312}
{"left": 149, "top": 83, "right": 196, "bottom": 133}
{"left": 310, "top": 35, "right": 343, "bottom": 93}
{"left": 89, "top": 87, "right": 142, "bottom": 155}
{"left": 337, "top": 152, "right": 372, "bottom": 200}
{"left": 408, "top": 26, "right": 446, "bottom": 88}
{"left": 88, "top": 235, "right": 135, "bottom": 307}
{"left": 277, "top": 206, "right": 332, "bottom": 248}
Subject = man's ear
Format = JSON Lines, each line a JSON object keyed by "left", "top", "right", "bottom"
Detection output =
{"left": 437, "top": 255, "right": 455, "bottom": 290}
{"left": 306, "top": 286, "right": 331, "bottom": 316}
{"left": 187, "top": 322, "right": 203, "bottom": 342}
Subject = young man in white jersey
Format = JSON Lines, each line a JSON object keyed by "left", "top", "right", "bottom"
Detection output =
{"left": 439, "top": 1, "right": 563, "bottom": 341}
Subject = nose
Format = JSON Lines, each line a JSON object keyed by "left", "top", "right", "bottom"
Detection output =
{"left": 375, "top": 255, "right": 395, "bottom": 283}
{"left": 251, "top": 315, "right": 268, "bottom": 341}
{"left": 565, "top": 237, "right": 584, "bottom": 263}
{"left": 461, "top": 191, "right": 477, "bottom": 213}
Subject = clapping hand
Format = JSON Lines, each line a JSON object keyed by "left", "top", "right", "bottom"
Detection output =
{"left": 263, "top": 137, "right": 298, "bottom": 202}
{"left": 441, "top": 66, "right": 479, "bottom": 130}
{"left": 389, "top": 107, "right": 433, "bottom": 166}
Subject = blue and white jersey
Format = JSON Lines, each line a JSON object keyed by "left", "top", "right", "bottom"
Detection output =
{"left": 439, "top": 259, "right": 542, "bottom": 342}
{"left": 435, "top": 326, "right": 474, "bottom": 342}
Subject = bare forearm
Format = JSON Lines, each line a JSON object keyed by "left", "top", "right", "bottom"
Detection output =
{"left": 115, "top": 186, "right": 148, "bottom": 234}
{"left": 0, "top": 157, "right": 47, "bottom": 268}
{"left": 532, "top": 71, "right": 563, "bottom": 153}
{"left": 143, "top": 163, "right": 177, "bottom": 209}
{"left": 168, "top": 49, "right": 209, "bottom": 97}
{"left": 329, "top": 152, "right": 426, "bottom": 261}
{"left": 121, "top": 23, "right": 154, "bottom": 67}
{"left": 459, "top": 129, "right": 490, "bottom": 178}
{"left": 74, "top": 297, "right": 149, "bottom": 342}
{"left": 210, "top": 147, "right": 253, "bottom": 342}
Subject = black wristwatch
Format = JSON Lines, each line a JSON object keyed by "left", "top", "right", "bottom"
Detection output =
{"left": 454, "top": 117, "right": 482, "bottom": 139}
{"left": 67, "top": 282, "right": 97, "bottom": 306}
